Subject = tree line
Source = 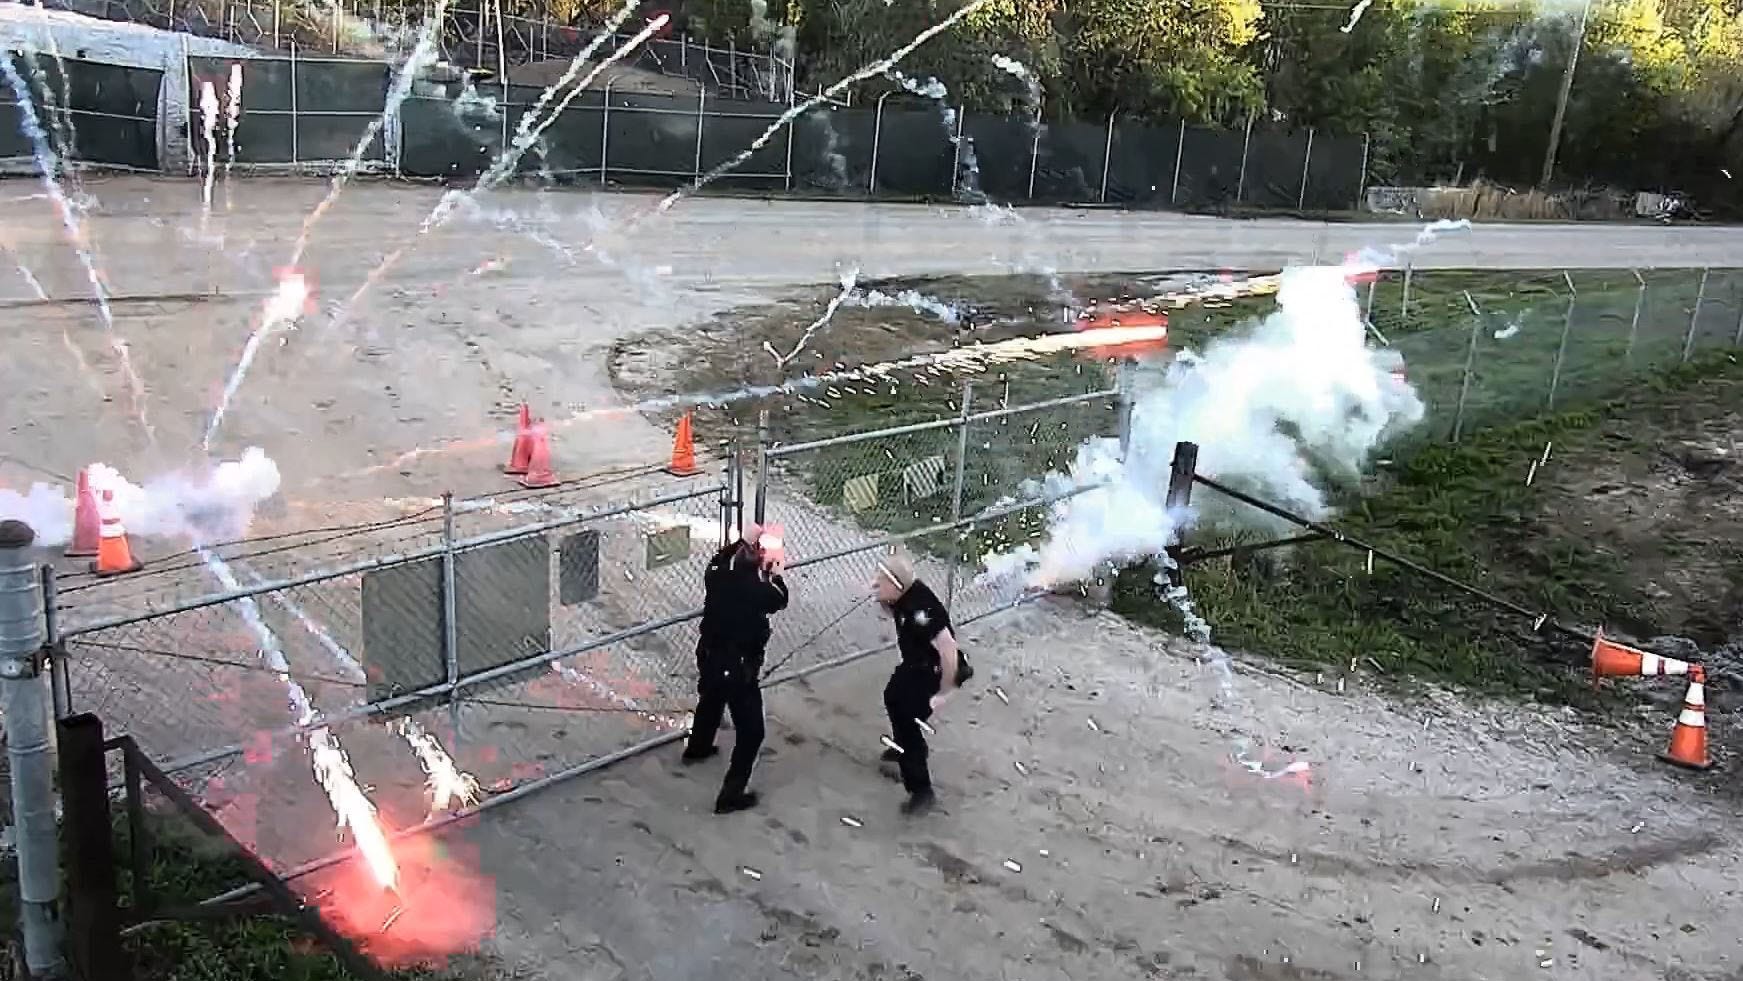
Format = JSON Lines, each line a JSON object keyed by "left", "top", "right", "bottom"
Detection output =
{"left": 540, "top": 0, "right": 1742, "bottom": 207}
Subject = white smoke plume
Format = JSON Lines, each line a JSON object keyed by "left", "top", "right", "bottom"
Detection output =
{"left": 0, "top": 448, "right": 282, "bottom": 547}
{"left": 845, "top": 288, "right": 962, "bottom": 324}
{"left": 982, "top": 265, "right": 1423, "bottom": 590}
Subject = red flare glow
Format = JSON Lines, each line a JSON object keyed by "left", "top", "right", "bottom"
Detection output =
{"left": 311, "top": 816, "right": 495, "bottom": 969}
{"left": 1074, "top": 309, "right": 1170, "bottom": 362}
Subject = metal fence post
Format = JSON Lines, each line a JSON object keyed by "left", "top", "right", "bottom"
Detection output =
{"left": 41, "top": 569, "right": 69, "bottom": 719}
{"left": 754, "top": 409, "right": 770, "bottom": 524}
{"left": 1734, "top": 274, "right": 1743, "bottom": 347}
{"left": 949, "top": 106, "right": 964, "bottom": 197}
{"left": 944, "top": 381, "right": 973, "bottom": 610}
{"left": 868, "top": 92, "right": 888, "bottom": 194}
{"left": 1098, "top": 112, "right": 1114, "bottom": 203}
{"left": 1296, "top": 127, "right": 1315, "bottom": 210}
{"left": 1624, "top": 268, "right": 1646, "bottom": 366}
{"left": 59, "top": 713, "right": 125, "bottom": 981}
{"left": 783, "top": 111, "right": 795, "bottom": 192}
{"left": 1116, "top": 362, "right": 1136, "bottom": 461}
{"left": 1547, "top": 271, "right": 1577, "bottom": 410}
{"left": 1234, "top": 113, "right": 1253, "bottom": 204}
{"left": 1452, "top": 291, "right": 1482, "bottom": 442}
{"left": 1169, "top": 119, "right": 1185, "bottom": 205}
{"left": 1683, "top": 267, "right": 1709, "bottom": 363}
{"left": 1026, "top": 117, "right": 1041, "bottom": 200}
{"left": 599, "top": 78, "right": 612, "bottom": 186}
{"left": 440, "top": 492, "right": 461, "bottom": 745}
{"left": 272, "top": 0, "right": 281, "bottom": 46}
{"left": 0, "top": 521, "right": 66, "bottom": 978}
{"left": 692, "top": 82, "right": 705, "bottom": 183}
{"left": 1364, "top": 276, "right": 1377, "bottom": 322}
{"left": 1355, "top": 130, "right": 1371, "bottom": 210}
{"left": 289, "top": 42, "right": 299, "bottom": 165}
{"left": 1400, "top": 261, "right": 1413, "bottom": 322}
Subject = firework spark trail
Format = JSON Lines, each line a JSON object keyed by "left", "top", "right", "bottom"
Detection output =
{"left": 223, "top": 63, "right": 243, "bottom": 206}
{"left": 1342, "top": 0, "right": 1374, "bottom": 32}
{"left": 350, "top": 322, "right": 1167, "bottom": 475}
{"left": 259, "top": 578, "right": 483, "bottom": 818}
{"left": 289, "top": 0, "right": 452, "bottom": 266}
{"left": 0, "top": 57, "right": 155, "bottom": 443}
{"left": 199, "top": 80, "right": 221, "bottom": 226}
{"left": 20, "top": 38, "right": 76, "bottom": 190}
{"left": 335, "top": 4, "right": 654, "bottom": 318}
{"left": 769, "top": 267, "right": 859, "bottom": 367}
{"left": 655, "top": 0, "right": 993, "bottom": 216}
{"left": 198, "top": 548, "right": 401, "bottom": 890}
{"left": 1, "top": 239, "right": 105, "bottom": 400}
{"left": 203, "top": 271, "right": 311, "bottom": 451}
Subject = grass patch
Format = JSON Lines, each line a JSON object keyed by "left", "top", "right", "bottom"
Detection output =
{"left": 1115, "top": 350, "right": 1743, "bottom": 704}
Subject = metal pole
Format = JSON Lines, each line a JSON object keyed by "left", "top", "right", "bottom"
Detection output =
{"left": 289, "top": 43, "right": 299, "bottom": 165}
{"left": 440, "top": 493, "right": 461, "bottom": 744}
{"left": 944, "top": 381, "right": 973, "bottom": 609}
{"left": 472, "top": 1, "right": 482, "bottom": 66}
{"left": 783, "top": 110, "right": 794, "bottom": 192}
{"left": 41, "top": 569, "right": 68, "bottom": 719}
{"left": 1400, "top": 261, "right": 1413, "bottom": 321}
{"left": 1364, "top": 276, "right": 1377, "bottom": 322}
{"left": 868, "top": 92, "right": 888, "bottom": 194}
{"left": 949, "top": 106, "right": 964, "bottom": 197}
{"left": 692, "top": 82, "right": 705, "bottom": 182}
{"left": 1683, "top": 267, "right": 1709, "bottom": 363}
{"left": 1169, "top": 119, "right": 1185, "bottom": 205}
{"left": 1547, "top": 271, "right": 1577, "bottom": 410}
{"left": 1234, "top": 113, "right": 1254, "bottom": 203}
{"left": 1540, "top": 0, "right": 1592, "bottom": 188}
{"left": 1624, "top": 268, "right": 1646, "bottom": 366}
{"left": 0, "top": 521, "right": 66, "bottom": 978}
{"left": 729, "top": 38, "right": 737, "bottom": 93}
{"left": 599, "top": 78, "right": 612, "bottom": 185}
{"left": 1165, "top": 442, "right": 1198, "bottom": 512}
{"left": 272, "top": 0, "right": 280, "bottom": 46}
{"left": 1098, "top": 112, "right": 1114, "bottom": 203}
{"left": 754, "top": 410, "right": 770, "bottom": 524}
{"left": 333, "top": 1, "right": 341, "bottom": 53}
{"left": 1026, "top": 117, "right": 1040, "bottom": 200}
{"left": 1452, "top": 291, "right": 1483, "bottom": 442}
{"left": 494, "top": 0, "right": 508, "bottom": 153}
{"left": 1297, "top": 127, "right": 1314, "bottom": 210}
{"left": 1116, "top": 363, "right": 1136, "bottom": 461}
{"left": 1355, "top": 130, "right": 1371, "bottom": 210}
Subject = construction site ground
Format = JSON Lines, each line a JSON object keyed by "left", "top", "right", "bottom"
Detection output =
{"left": 3, "top": 176, "right": 1742, "bottom": 980}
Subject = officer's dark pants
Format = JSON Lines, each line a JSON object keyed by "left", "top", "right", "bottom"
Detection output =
{"left": 688, "top": 651, "right": 765, "bottom": 798}
{"left": 883, "top": 664, "right": 940, "bottom": 795}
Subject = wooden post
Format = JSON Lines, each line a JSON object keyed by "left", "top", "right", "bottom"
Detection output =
{"left": 60, "top": 714, "right": 130, "bottom": 981}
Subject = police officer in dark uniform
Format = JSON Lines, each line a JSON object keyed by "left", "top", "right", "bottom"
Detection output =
{"left": 872, "top": 553, "right": 962, "bottom": 815}
{"left": 682, "top": 523, "right": 789, "bottom": 814}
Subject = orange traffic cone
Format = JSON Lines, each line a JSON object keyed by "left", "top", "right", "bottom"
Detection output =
{"left": 517, "top": 422, "right": 558, "bottom": 489}
{"left": 65, "top": 468, "right": 100, "bottom": 558}
{"left": 1592, "top": 630, "right": 1691, "bottom": 680}
{"left": 666, "top": 413, "right": 699, "bottom": 477}
{"left": 502, "top": 403, "right": 533, "bottom": 476}
{"left": 1659, "top": 666, "right": 1713, "bottom": 771}
{"left": 90, "top": 489, "right": 142, "bottom": 577}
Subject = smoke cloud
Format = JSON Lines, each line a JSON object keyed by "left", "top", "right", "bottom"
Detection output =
{"left": 0, "top": 448, "right": 283, "bottom": 547}
{"left": 982, "top": 265, "right": 1423, "bottom": 589}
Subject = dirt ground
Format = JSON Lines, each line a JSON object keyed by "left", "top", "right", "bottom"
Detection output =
{"left": 454, "top": 600, "right": 1743, "bottom": 981}
{"left": 3, "top": 176, "right": 1743, "bottom": 980}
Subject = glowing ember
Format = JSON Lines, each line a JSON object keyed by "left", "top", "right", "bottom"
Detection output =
{"left": 395, "top": 718, "right": 481, "bottom": 815}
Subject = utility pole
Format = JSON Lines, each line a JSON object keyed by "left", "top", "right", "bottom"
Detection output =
{"left": 0, "top": 521, "right": 65, "bottom": 977}
{"left": 1540, "top": 0, "right": 1593, "bottom": 188}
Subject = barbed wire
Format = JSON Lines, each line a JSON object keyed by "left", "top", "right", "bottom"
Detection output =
{"left": 66, "top": 639, "right": 371, "bottom": 690}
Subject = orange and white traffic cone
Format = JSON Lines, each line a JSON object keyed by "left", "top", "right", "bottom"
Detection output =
{"left": 90, "top": 489, "right": 142, "bottom": 577}
{"left": 666, "top": 413, "right": 700, "bottom": 477}
{"left": 1659, "top": 666, "right": 1713, "bottom": 771}
{"left": 517, "top": 422, "right": 558, "bottom": 489}
{"left": 65, "top": 467, "right": 101, "bottom": 558}
{"left": 1592, "top": 630, "right": 1691, "bottom": 680}
{"left": 502, "top": 403, "right": 533, "bottom": 476}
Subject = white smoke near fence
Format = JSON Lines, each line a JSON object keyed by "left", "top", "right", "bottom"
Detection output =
{"left": 845, "top": 287, "right": 962, "bottom": 324}
{"left": 0, "top": 448, "right": 282, "bottom": 546}
{"left": 981, "top": 265, "right": 1424, "bottom": 590}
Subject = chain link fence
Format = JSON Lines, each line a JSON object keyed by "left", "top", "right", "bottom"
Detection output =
{"left": 1359, "top": 267, "right": 1743, "bottom": 444}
